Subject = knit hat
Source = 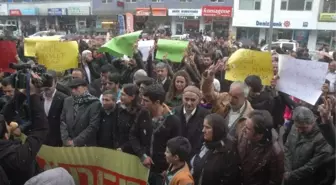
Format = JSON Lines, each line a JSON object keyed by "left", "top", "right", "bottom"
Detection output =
{"left": 183, "top": 85, "right": 202, "bottom": 98}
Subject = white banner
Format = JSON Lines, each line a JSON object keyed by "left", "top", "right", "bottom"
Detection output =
{"left": 168, "top": 9, "right": 201, "bottom": 16}
{"left": 277, "top": 55, "right": 328, "bottom": 105}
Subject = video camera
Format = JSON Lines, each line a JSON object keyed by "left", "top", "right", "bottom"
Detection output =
{"left": 9, "top": 63, "right": 53, "bottom": 89}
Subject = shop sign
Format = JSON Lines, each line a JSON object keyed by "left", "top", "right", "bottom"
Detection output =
{"left": 256, "top": 20, "right": 284, "bottom": 27}
{"left": 48, "top": 8, "right": 66, "bottom": 16}
{"left": 68, "top": 7, "right": 90, "bottom": 15}
{"left": 319, "top": 13, "right": 336, "bottom": 22}
{"left": 136, "top": 8, "right": 167, "bottom": 16}
{"left": 0, "top": 4, "right": 8, "bottom": 16}
{"left": 168, "top": 9, "right": 201, "bottom": 16}
{"left": 9, "top": 8, "right": 38, "bottom": 16}
{"left": 201, "top": 6, "right": 232, "bottom": 17}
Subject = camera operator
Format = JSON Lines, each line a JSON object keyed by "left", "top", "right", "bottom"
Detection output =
{"left": 0, "top": 73, "right": 48, "bottom": 185}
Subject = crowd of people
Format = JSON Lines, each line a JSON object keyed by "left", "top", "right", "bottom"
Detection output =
{"left": 0, "top": 32, "right": 335, "bottom": 185}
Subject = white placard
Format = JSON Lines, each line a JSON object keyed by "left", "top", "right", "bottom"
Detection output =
{"left": 276, "top": 55, "right": 328, "bottom": 105}
{"left": 138, "top": 40, "right": 155, "bottom": 62}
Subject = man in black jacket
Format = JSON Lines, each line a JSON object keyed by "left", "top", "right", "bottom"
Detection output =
{"left": 0, "top": 81, "right": 48, "bottom": 185}
{"left": 141, "top": 83, "right": 181, "bottom": 185}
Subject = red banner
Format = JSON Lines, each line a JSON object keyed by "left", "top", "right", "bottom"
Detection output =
{"left": 0, "top": 40, "right": 17, "bottom": 73}
{"left": 201, "top": 6, "right": 232, "bottom": 17}
{"left": 126, "top": 13, "right": 134, "bottom": 33}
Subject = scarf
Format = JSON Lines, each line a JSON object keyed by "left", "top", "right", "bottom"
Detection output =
{"left": 73, "top": 91, "right": 98, "bottom": 106}
{"left": 73, "top": 91, "right": 98, "bottom": 118}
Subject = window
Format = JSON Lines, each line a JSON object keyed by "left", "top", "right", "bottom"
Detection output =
{"left": 282, "top": 43, "right": 294, "bottom": 51}
{"left": 322, "top": 0, "right": 336, "bottom": 13}
{"left": 280, "top": 1, "right": 287, "bottom": 10}
{"left": 152, "top": 0, "right": 161, "bottom": 2}
{"left": 239, "top": 0, "right": 262, "bottom": 10}
{"left": 125, "top": 0, "right": 136, "bottom": 2}
{"left": 264, "top": 43, "right": 281, "bottom": 50}
{"left": 281, "top": 0, "right": 313, "bottom": 11}
{"left": 180, "top": 0, "right": 192, "bottom": 2}
{"left": 102, "top": 0, "right": 112, "bottom": 3}
{"left": 210, "top": 0, "right": 225, "bottom": 2}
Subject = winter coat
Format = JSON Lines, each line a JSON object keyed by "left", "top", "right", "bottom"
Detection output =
{"left": 284, "top": 124, "right": 333, "bottom": 185}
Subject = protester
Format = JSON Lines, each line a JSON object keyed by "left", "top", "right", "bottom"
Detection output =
{"left": 0, "top": 79, "right": 48, "bottom": 185}
{"left": 41, "top": 70, "right": 68, "bottom": 147}
{"left": 163, "top": 136, "right": 194, "bottom": 185}
{"left": 141, "top": 83, "right": 182, "bottom": 185}
{"left": 60, "top": 78, "right": 101, "bottom": 146}
{"left": 191, "top": 113, "right": 241, "bottom": 185}
{"left": 0, "top": 28, "right": 335, "bottom": 185}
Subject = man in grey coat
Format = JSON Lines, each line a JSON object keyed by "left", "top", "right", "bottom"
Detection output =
{"left": 60, "top": 79, "right": 101, "bottom": 147}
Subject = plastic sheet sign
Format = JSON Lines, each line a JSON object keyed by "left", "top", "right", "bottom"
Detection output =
{"left": 36, "top": 146, "right": 149, "bottom": 185}
{"left": 24, "top": 36, "right": 63, "bottom": 57}
{"left": 35, "top": 41, "right": 79, "bottom": 72}
{"left": 225, "top": 49, "right": 273, "bottom": 85}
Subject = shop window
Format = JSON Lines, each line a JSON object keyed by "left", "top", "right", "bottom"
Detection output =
{"left": 102, "top": 0, "right": 113, "bottom": 3}
{"left": 125, "top": 0, "right": 136, "bottom": 2}
{"left": 316, "top": 30, "right": 336, "bottom": 50}
{"left": 210, "top": 0, "right": 225, "bottom": 2}
{"left": 152, "top": 0, "right": 161, "bottom": 2}
{"left": 239, "top": 0, "right": 262, "bottom": 10}
{"left": 180, "top": 0, "right": 192, "bottom": 2}
{"left": 281, "top": 0, "right": 313, "bottom": 11}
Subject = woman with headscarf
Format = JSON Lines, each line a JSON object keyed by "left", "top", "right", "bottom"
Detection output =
{"left": 190, "top": 113, "right": 241, "bottom": 185}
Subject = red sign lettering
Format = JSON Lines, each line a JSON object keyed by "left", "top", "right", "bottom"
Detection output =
{"left": 201, "top": 6, "right": 232, "bottom": 17}
{"left": 9, "top": 9, "right": 22, "bottom": 16}
{"left": 36, "top": 157, "right": 147, "bottom": 185}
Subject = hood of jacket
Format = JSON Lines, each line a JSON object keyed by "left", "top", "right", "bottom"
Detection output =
{"left": 24, "top": 167, "right": 75, "bottom": 185}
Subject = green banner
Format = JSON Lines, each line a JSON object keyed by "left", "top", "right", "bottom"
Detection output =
{"left": 319, "top": 13, "right": 336, "bottom": 22}
{"left": 156, "top": 39, "right": 189, "bottom": 63}
{"left": 98, "top": 30, "right": 142, "bottom": 57}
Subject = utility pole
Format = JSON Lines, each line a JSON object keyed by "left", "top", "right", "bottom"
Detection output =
{"left": 268, "top": 0, "right": 275, "bottom": 52}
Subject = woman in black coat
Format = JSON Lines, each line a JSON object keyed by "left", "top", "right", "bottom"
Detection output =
{"left": 191, "top": 113, "right": 241, "bottom": 185}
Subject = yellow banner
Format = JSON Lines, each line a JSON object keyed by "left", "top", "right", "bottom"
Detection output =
{"left": 24, "top": 36, "right": 63, "bottom": 57}
{"left": 225, "top": 49, "right": 273, "bottom": 85}
{"left": 36, "top": 146, "right": 149, "bottom": 185}
{"left": 35, "top": 41, "right": 79, "bottom": 71}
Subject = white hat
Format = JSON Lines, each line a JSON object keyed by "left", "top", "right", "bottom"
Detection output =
{"left": 213, "top": 78, "right": 221, "bottom": 92}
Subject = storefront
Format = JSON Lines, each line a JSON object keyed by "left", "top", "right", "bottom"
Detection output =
{"left": 168, "top": 9, "right": 202, "bottom": 35}
{"left": 232, "top": 15, "right": 318, "bottom": 49}
{"left": 201, "top": 6, "right": 232, "bottom": 38}
{"left": 8, "top": 7, "right": 39, "bottom": 36}
{"left": 317, "top": 13, "right": 336, "bottom": 50}
{"left": 134, "top": 8, "right": 170, "bottom": 31}
{"left": 8, "top": 2, "right": 91, "bottom": 35}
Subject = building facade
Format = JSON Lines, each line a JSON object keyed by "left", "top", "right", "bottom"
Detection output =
{"left": 92, "top": 0, "right": 234, "bottom": 36}
{"left": 0, "top": 0, "right": 92, "bottom": 36}
{"left": 232, "top": 0, "right": 336, "bottom": 51}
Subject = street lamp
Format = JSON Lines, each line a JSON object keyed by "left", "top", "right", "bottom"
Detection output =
{"left": 267, "top": 0, "right": 275, "bottom": 52}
